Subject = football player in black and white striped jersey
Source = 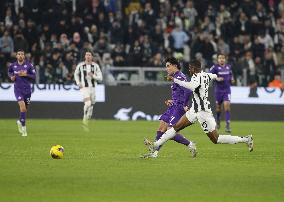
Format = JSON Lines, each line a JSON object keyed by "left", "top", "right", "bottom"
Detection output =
{"left": 74, "top": 50, "right": 103, "bottom": 131}
{"left": 144, "top": 60, "right": 253, "bottom": 156}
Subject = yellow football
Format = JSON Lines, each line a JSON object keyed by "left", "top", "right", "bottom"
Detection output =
{"left": 50, "top": 145, "right": 64, "bottom": 159}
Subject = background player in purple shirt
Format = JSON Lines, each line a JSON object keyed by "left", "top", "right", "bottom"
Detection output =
{"left": 8, "top": 49, "right": 36, "bottom": 136}
{"left": 210, "top": 54, "right": 234, "bottom": 133}
{"left": 142, "top": 57, "right": 196, "bottom": 158}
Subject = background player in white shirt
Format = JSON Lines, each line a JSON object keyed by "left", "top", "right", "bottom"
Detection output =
{"left": 74, "top": 50, "right": 103, "bottom": 130}
{"left": 144, "top": 60, "right": 253, "bottom": 157}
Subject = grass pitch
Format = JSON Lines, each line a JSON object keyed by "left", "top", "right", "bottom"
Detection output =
{"left": 0, "top": 119, "right": 283, "bottom": 202}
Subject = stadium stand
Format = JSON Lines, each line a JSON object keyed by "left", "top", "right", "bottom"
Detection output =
{"left": 0, "top": 0, "right": 284, "bottom": 86}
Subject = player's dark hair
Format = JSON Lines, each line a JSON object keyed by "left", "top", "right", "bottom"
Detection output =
{"left": 189, "top": 59, "right": 201, "bottom": 70}
{"left": 217, "top": 53, "right": 226, "bottom": 57}
{"left": 217, "top": 53, "right": 226, "bottom": 58}
{"left": 165, "top": 57, "right": 181, "bottom": 69}
{"left": 84, "top": 49, "right": 94, "bottom": 56}
{"left": 16, "top": 49, "right": 25, "bottom": 53}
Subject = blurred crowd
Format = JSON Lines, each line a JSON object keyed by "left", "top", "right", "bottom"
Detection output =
{"left": 0, "top": 0, "right": 284, "bottom": 86}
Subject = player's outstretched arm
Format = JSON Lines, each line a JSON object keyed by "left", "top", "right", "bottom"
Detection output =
{"left": 173, "top": 77, "right": 200, "bottom": 91}
{"left": 207, "top": 73, "right": 224, "bottom": 81}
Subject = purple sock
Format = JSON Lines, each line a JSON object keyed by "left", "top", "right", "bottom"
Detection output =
{"left": 20, "top": 112, "right": 26, "bottom": 126}
{"left": 216, "top": 111, "right": 221, "bottom": 122}
{"left": 225, "top": 111, "right": 230, "bottom": 127}
{"left": 155, "top": 131, "right": 163, "bottom": 151}
{"left": 172, "top": 133, "right": 190, "bottom": 146}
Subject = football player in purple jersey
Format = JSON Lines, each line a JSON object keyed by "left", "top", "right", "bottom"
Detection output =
{"left": 142, "top": 57, "right": 196, "bottom": 158}
{"left": 8, "top": 49, "right": 36, "bottom": 136}
{"left": 210, "top": 54, "right": 234, "bottom": 133}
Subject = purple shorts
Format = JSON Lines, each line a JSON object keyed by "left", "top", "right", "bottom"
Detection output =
{"left": 215, "top": 92, "right": 231, "bottom": 105}
{"left": 14, "top": 90, "right": 31, "bottom": 105}
{"left": 160, "top": 105, "right": 185, "bottom": 126}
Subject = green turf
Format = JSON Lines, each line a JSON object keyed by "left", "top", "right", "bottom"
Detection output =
{"left": 0, "top": 120, "right": 283, "bottom": 202}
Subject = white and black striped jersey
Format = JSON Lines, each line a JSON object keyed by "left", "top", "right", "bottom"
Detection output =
{"left": 74, "top": 62, "right": 103, "bottom": 87}
{"left": 174, "top": 71, "right": 217, "bottom": 113}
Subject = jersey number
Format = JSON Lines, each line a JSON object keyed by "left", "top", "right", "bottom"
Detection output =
{"left": 202, "top": 121, "right": 208, "bottom": 132}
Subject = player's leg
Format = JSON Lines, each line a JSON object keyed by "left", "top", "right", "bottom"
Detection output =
{"left": 168, "top": 107, "right": 192, "bottom": 148}
{"left": 81, "top": 88, "right": 92, "bottom": 124}
{"left": 83, "top": 97, "right": 92, "bottom": 122}
{"left": 224, "top": 94, "right": 231, "bottom": 133}
{"left": 142, "top": 107, "right": 170, "bottom": 158}
{"left": 215, "top": 92, "right": 223, "bottom": 129}
{"left": 87, "top": 87, "right": 96, "bottom": 120}
{"left": 154, "top": 110, "right": 195, "bottom": 149}
{"left": 143, "top": 120, "right": 168, "bottom": 158}
{"left": 216, "top": 103, "right": 222, "bottom": 129}
{"left": 172, "top": 115, "right": 197, "bottom": 158}
{"left": 15, "top": 92, "right": 30, "bottom": 136}
{"left": 198, "top": 112, "right": 253, "bottom": 152}
{"left": 151, "top": 107, "right": 172, "bottom": 150}
{"left": 156, "top": 120, "right": 168, "bottom": 147}
{"left": 143, "top": 110, "right": 197, "bottom": 158}
{"left": 18, "top": 100, "right": 27, "bottom": 136}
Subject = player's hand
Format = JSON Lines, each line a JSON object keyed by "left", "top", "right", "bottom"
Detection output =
{"left": 18, "top": 70, "right": 27, "bottom": 77}
{"left": 165, "top": 99, "right": 173, "bottom": 106}
{"left": 216, "top": 77, "right": 224, "bottom": 82}
{"left": 10, "top": 76, "right": 16, "bottom": 81}
{"left": 183, "top": 106, "right": 189, "bottom": 112}
{"left": 165, "top": 75, "right": 174, "bottom": 81}
{"left": 88, "top": 72, "right": 94, "bottom": 77}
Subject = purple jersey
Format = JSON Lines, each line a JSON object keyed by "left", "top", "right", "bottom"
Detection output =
{"left": 160, "top": 71, "right": 192, "bottom": 126}
{"left": 8, "top": 61, "right": 36, "bottom": 95}
{"left": 210, "top": 64, "right": 232, "bottom": 93}
{"left": 171, "top": 71, "right": 192, "bottom": 107}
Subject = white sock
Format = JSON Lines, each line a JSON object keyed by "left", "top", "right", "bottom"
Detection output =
{"left": 87, "top": 105, "right": 93, "bottom": 119}
{"left": 217, "top": 135, "right": 247, "bottom": 144}
{"left": 22, "top": 126, "right": 26, "bottom": 132}
{"left": 83, "top": 101, "right": 91, "bottom": 120}
{"left": 154, "top": 128, "right": 176, "bottom": 148}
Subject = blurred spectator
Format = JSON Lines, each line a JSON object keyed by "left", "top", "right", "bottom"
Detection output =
{"left": 0, "top": 0, "right": 283, "bottom": 86}
{"left": 4, "top": 7, "right": 14, "bottom": 28}
{"left": 72, "top": 32, "right": 83, "bottom": 49}
{"left": 141, "top": 35, "right": 153, "bottom": 66}
{"left": 235, "top": 12, "right": 251, "bottom": 35}
{"left": 112, "top": 43, "right": 126, "bottom": 66}
{"left": 23, "top": 19, "right": 37, "bottom": 47}
{"left": 0, "top": 30, "right": 14, "bottom": 55}
{"left": 275, "top": 46, "right": 284, "bottom": 69}
{"left": 94, "top": 36, "right": 111, "bottom": 56}
{"left": 268, "top": 73, "right": 284, "bottom": 89}
{"left": 252, "top": 37, "right": 265, "bottom": 58}
{"left": 170, "top": 24, "right": 189, "bottom": 53}
{"left": 183, "top": 0, "right": 198, "bottom": 29}
{"left": 128, "top": 40, "right": 142, "bottom": 66}
{"left": 264, "top": 47, "right": 278, "bottom": 81}
{"left": 241, "top": 51, "right": 256, "bottom": 85}
{"left": 217, "top": 38, "right": 230, "bottom": 55}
